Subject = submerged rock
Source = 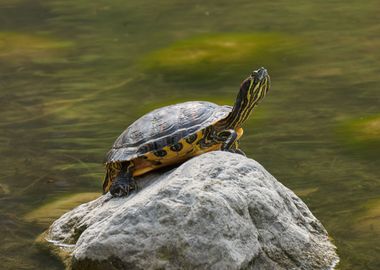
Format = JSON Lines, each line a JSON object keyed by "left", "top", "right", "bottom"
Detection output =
{"left": 354, "top": 199, "right": 380, "bottom": 235}
{"left": 42, "top": 151, "right": 338, "bottom": 270}
{"left": 338, "top": 115, "right": 380, "bottom": 157}
{"left": 24, "top": 192, "right": 100, "bottom": 226}
{"left": 0, "top": 183, "right": 10, "bottom": 195}
{"left": 0, "top": 32, "right": 72, "bottom": 64}
{"left": 141, "top": 33, "right": 302, "bottom": 84}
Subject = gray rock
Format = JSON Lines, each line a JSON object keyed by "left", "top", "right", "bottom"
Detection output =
{"left": 44, "top": 151, "right": 339, "bottom": 270}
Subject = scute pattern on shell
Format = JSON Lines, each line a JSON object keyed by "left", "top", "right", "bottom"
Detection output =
{"left": 106, "top": 101, "right": 232, "bottom": 163}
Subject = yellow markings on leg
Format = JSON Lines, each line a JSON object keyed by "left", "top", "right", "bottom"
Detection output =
{"left": 103, "top": 162, "right": 121, "bottom": 193}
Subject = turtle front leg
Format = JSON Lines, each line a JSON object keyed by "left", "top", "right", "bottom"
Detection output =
{"left": 216, "top": 129, "right": 238, "bottom": 151}
{"left": 110, "top": 162, "right": 137, "bottom": 197}
{"left": 215, "top": 129, "right": 246, "bottom": 156}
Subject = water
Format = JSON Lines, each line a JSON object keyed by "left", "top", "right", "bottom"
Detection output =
{"left": 0, "top": 0, "right": 379, "bottom": 269}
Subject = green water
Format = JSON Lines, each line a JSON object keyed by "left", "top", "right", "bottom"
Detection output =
{"left": 0, "top": 0, "right": 379, "bottom": 269}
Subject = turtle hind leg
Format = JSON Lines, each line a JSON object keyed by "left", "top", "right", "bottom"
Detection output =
{"left": 103, "top": 163, "right": 120, "bottom": 194}
{"left": 110, "top": 162, "right": 137, "bottom": 197}
{"left": 110, "top": 175, "right": 137, "bottom": 197}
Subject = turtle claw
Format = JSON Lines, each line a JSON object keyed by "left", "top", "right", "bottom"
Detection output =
{"left": 110, "top": 177, "right": 137, "bottom": 197}
{"left": 233, "top": 148, "right": 246, "bottom": 156}
{"left": 225, "top": 148, "right": 246, "bottom": 156}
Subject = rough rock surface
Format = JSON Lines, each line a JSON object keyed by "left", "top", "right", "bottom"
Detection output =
{"left": 44, "top": 151, "right": 339, "bottom": 270}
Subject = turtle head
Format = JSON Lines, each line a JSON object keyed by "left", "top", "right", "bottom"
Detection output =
{"left": 221, "top": 67, "right": 270, "bottom": 129}
{"left": 242, "top": 67, "right": 270, "bottom": 105}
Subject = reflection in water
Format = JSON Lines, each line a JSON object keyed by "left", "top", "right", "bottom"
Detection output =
{"left": 0, "top": 0, "right": 379, "bottom": 269}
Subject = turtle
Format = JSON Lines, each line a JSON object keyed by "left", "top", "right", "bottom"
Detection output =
{"left": 103, "top": 67, "right": 270, "bottom": 197}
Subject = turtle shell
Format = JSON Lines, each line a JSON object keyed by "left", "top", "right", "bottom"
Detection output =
{"left": 106, "top": 101, "right": 232, "bottom": 163}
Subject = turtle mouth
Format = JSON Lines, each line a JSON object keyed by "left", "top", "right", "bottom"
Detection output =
{"left": 251, "top": 67, "right": 268, "bottom": 81}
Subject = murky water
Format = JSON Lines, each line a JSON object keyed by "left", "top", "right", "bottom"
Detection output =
{"left": 0, "top": 1, "right": 379, "bottom": 269}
